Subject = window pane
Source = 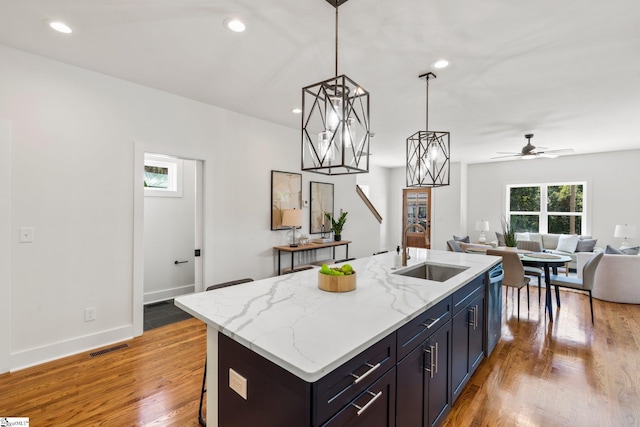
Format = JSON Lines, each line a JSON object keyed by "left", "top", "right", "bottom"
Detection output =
{"left": 511, "top": 215, "right": 539, "bottom": 232}
{"left": 548, "top": 185, "right": 583, "bottom": 212}
{"left": 548, "top": 215, "right": 582, "bottom": 234}
{"left": 510, "top": 187, "right": 540, "bottom": 212}
{"left": 144, "top": 165, "right": 169, "bottom": 188}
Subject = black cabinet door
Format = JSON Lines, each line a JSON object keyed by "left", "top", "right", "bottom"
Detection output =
{"left": 451, "top": 303, "right": 472, "bottom": 401}
{"left": 396, "top": 345, "right": 425, "bottom": 427}
{"left": 322, "top": 367, "right": 396, "bottom": 427}
{"left": 424, "top": 321, "right": 451, "bottom": 427}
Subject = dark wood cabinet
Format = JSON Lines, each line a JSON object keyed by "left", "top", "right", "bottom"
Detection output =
{"left": 424, "top": 321, "right": 452, "bottom": 427}
{"left": 396, "top": 320, "right": 452, "bottom": 427}
{"left": 451, "top": 278, "right": 486, "bottom": 402}
{"left": 396, "top": 310, "right": 452, "bottom": 427}
{"left": 322, "top": 367, "right": 396, "bottom": 427}
{"left": 216, "top": 272, "right": 495, "bottom": 427}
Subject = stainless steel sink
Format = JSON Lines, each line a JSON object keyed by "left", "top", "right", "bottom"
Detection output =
{"left": 393, "top": 262, "right": 469, "bottom": 282}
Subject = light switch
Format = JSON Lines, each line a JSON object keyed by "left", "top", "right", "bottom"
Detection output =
{"left": 229, "top": 368, "right": 248, "bottom": 400}
{"left": 19, "top": 227, "right": 34, "bottom": 243}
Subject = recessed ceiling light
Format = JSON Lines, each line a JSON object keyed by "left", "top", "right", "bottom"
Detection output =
{"left": 224, "top": 18, "right": 246, "bottom": 33}
{"left": 292, "top": 108, "right": 302, "bottom": 114}
{"left": 432, "top": 59, "right": 449, "bottom": 69}
{"left": 46, "top": 20, "right": 73, "bottom": 34}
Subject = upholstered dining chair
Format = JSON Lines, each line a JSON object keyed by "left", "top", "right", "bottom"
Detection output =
{"left": 487, "top": 249, "right": 530, "bottom": 320}
{"left": 549, "top": 252, "right": 604, "bottom": 324}
{"left": 200, "top": 278, "right": 254, "bottom": 427}
{"left": 516, "top": 240, "right": 544, "bottom": 303}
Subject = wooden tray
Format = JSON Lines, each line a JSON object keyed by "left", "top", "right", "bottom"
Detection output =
{"left": 318, "top": 271, "right": 356, "bottom": 293}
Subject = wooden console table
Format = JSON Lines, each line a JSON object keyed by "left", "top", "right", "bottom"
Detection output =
{"left": 274, "top": 240, "right": 352, "bottom": 275}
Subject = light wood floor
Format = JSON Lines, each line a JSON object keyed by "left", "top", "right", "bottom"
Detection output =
{"left": 1, "top": 288, "right": 639, "bottom": 426}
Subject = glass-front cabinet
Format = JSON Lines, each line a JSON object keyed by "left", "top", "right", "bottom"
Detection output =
{"left": 403, "top": 188, "right": 431, "bottom": 249}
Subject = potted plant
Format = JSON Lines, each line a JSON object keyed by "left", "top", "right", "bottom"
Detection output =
{"left": 324, "top": 211, "right": 348, "bottom": 241}
{"left": 501, "top": 216, "right": 517, "bottom": 247}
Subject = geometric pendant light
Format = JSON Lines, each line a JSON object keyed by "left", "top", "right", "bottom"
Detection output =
{"left": 301, "top": 0, "right": 370, "bottom": 175}
{"left": 406, "top": 72, "right": 450, "bottom": 187}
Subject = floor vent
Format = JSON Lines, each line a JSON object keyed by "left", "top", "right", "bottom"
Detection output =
{"left": 89, "top": 343, "right": 129, "bottom": 358}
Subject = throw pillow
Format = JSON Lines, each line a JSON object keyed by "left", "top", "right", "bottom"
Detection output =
{"left": 453, "top": 235, "right": 470, "bottom": 243}
{"left": 576, "top": 239, "right": 598, "bottom": 252}
{"left": 556, "top": 234, "right": 580, "bottom": 253}
{"left": 622, "top": 246, "right": 640, "bottom": 255}
{"left": 604, "top": 244, "right": 623, "bottom": 254}
{"left": 495, "top": 232, "right": 505, "bottom": 247}
{"left": 515, "top": 232, "right": 530, "bottom": 241}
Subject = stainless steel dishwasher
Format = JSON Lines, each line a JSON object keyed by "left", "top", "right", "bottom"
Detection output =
{"left": 485, "top": 263, "right": 504, "bottom": 356}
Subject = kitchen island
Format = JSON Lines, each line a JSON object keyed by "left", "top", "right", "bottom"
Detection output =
{"left": 175, "top": 249, "right": 501, "bottom": 426}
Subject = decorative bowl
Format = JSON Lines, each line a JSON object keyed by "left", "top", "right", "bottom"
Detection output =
{"left": 318, "top": 271, "right": 356, "bottom": 293}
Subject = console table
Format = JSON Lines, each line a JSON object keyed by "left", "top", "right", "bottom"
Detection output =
{"left": 274, "top": 240, "right": 352, "bottom": 275}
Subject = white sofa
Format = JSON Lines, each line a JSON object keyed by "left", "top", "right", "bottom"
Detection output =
{"left": 498, "top": 232, "right": 599, "bottom": 270}
{"left": 576, "top": 252, "right": 640, "bottom": 304}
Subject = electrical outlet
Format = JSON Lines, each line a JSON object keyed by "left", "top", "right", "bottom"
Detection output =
{"left": 85, "top": 307, "right": 96, "bottom": 322}
{"left": 229, "top": 368, "right": 248, "bottom": 399}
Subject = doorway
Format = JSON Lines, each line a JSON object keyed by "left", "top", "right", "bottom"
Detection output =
{"left": 402, "top": 188, "right": 431, "bottom": 249}
{"left": 133, "top": 145, "right": 205, "bottom": 336}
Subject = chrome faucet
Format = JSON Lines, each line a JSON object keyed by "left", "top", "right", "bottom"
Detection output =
{"left": 402, "top": 223, "right": 430, "bottom": 266}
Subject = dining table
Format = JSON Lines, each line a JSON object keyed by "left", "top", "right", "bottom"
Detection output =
{"left": 519, "top": 253, "right": 573, "bottom": 322}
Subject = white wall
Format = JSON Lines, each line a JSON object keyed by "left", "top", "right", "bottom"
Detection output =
{"left": 356, "top": 165, "right": 389, "bottom": 251}
{"left": 466, "top": 150, "right": 640, "bottom": 248}
{"left": 0, "top": 119, "right": 11, "bottom": 373}
{"left": 143, "top": 158, "right": 196, "bottom": 303}
{"left": 0, "top": 45, "right": 384, "bottom": 372}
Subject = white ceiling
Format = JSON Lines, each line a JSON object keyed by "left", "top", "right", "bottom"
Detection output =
{"left": 1, "top": 0, "right": 639, "bottom": 167}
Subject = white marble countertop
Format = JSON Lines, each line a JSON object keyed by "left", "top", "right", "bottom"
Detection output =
{"left": 175, "top": 249, "right": 500, "bottom": 382}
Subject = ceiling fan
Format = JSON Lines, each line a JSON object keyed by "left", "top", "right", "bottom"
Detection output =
{"left": 492, "top": 134, "right": 574, "bottom": 160}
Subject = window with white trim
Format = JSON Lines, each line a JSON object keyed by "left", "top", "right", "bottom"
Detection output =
{"left": 507, "top": 182, "right": 586, "bottom": 234}
{"left": 144, "top": 154, "right": 183, "bottom": 197}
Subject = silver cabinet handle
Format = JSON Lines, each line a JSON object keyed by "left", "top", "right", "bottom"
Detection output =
{"left": 353, "top": 390, "right": 383, "bottom": 416}
{"left": 423, "top": 345, "right": 435, "bottom": 378}
{"left": 420, "top": 314, "right": 443, "bottom": 330}
{"left": 351, "top": 362, "right": 381, "bottom": 384}
{"left": 474, "top": 304, "right": 479, "bottom": 330}
{"left": 434, "top": 341, "right": 439, "bottom": 374}
{"left": 467, "top": 307, "right": 475, "bottom": 327}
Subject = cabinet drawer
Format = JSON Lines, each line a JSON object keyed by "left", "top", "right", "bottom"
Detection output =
{"left": 313, "top": 332, "right": 396, "bottom": 425}
{"left": 397, "top": 296, "right": 452, "bottom": 361}
{"left": 452, "top": 275, "right": 485, "bottom": 315}
{"left": 321, "top": 367, "right": 396, "bottom": 427}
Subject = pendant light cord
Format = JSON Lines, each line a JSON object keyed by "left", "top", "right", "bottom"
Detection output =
{"left": 425, "top": 75, "right": 429, "bottom": 132}
{"left": 335, "top": 5, "right": 339, "bottom": 76}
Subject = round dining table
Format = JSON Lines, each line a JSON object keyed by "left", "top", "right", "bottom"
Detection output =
{"left": 520, "top": 253, "right": 572, "bottom": 322}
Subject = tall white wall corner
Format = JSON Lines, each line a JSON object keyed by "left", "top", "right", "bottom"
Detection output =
{"left": 0, "top": 119, "right": 13, "bottom": 373}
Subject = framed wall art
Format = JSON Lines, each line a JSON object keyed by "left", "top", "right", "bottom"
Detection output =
{"left": 271, "top": 170, "right": 302, "bottom": 230}
{"left": 310, "top": 181, "right": 334, "bottom": 234}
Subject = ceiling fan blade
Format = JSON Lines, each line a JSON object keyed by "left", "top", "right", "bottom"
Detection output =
{"left": 491, "top": 154, "right": 521, "bottom": 159}
{"left": 537, "top": 153, "right": 558, "bottom": 159}
{"left": 539, "top": 148, "right": 574, "bottom": 154}
{"left": 495, "top": 151, "right": 519, "bottom": 154}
